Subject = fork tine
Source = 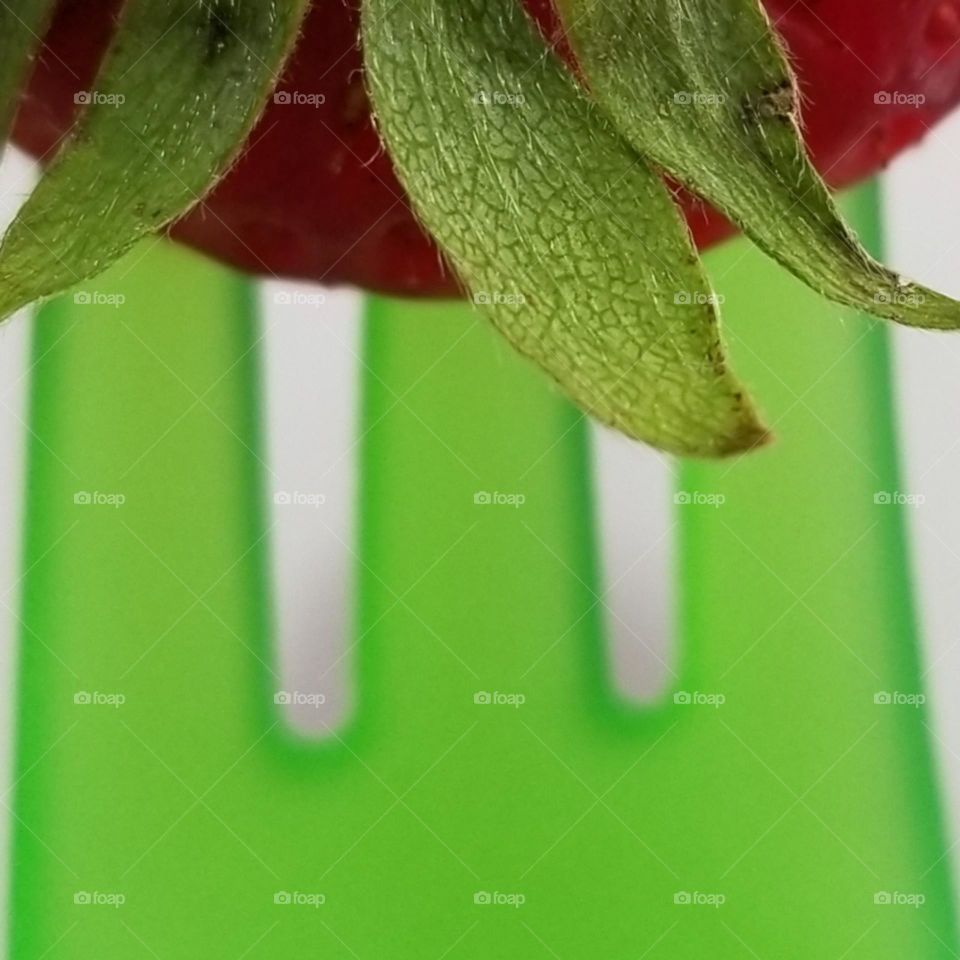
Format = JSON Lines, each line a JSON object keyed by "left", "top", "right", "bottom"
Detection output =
{"left": 590, "top": 425, "right": 676, "bottom": 704}
{"left": 261, "top": 283, "right": 363, "bottom": 737}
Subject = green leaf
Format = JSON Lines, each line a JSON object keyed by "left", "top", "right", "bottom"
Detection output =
{"left": 553, "top": 0, "right": 960, "bottom": 329}
{"left": 0, "top": 1, "right": 57, "bottom": 136}
{"left": 0, "top": 0, "right": 310, "bottom": 320}
{"left": 362, "top": 0, "right": 769, "bottom": 457}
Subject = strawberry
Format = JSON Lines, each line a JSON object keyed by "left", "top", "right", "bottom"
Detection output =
{"left": 4, "top": 0, "right": 960, "bottom": 456}
{"left": 14, "top": 0, "right": 960, "bottom": 298}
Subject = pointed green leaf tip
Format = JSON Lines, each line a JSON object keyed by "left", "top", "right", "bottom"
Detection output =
{"left": 0, "top": 0, "right": 310, "bottom": 320}
{"left": 553, "top": 0, "right": 960, "bottom": 330}
{"left": 362, "top": 0, "right": 770, "bottom": 457}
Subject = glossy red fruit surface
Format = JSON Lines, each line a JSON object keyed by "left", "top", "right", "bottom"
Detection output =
{"left": 12, "top": 0, "right": 960, "bottom": 297}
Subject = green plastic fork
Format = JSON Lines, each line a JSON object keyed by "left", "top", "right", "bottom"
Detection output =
{"left": 10, "top": 185, "right": 957, "bottom": 958}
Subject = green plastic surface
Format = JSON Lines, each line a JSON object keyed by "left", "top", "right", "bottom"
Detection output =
{"left": 10, "top": 187, "right": 957, "bottom": 957}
